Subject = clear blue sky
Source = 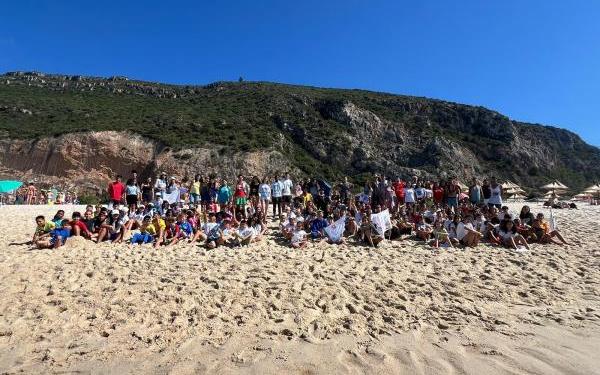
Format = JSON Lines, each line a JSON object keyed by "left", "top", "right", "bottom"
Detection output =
{"left": 2, "top": 0, "right": 599, "bottom": 146}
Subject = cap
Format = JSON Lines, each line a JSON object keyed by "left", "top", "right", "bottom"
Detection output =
{"left": 119, "top": 207, "right": 129, "bottom": 212}
{"left": 111, "top": 209, "right": 119, "bottom": 215}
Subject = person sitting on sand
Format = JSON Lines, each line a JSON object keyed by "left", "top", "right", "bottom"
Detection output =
{"left": 519, "top": 205, "right": 535, "bottom": 226}
{"left": 290, "top": 221, "right": 308, "bottom": 248}
{"left": 248, "top": 217, "right": 267, "bottom": 242}
{"left": 431, "top": 220, "right": 453, "bottom": 249}
{"left": 151, "top": 212, "right": 166, "bottom": 247}
{"left": 33, "top": 215, "right": 55, "bottom": 243}
{"left": 232, "top": 219, "right": 254, "bottom": 246}
{"left": 282, "top": 217, "right": 297, "bottom": 241}
{"left": 456, "top": 215, "right": 483, "bottom": 248}
{"left": 164, "top": 217, "right": 182, "bottom": 246}
{"left": 415, "top": 217, "right": 433, "bottom": 241}
{"left": 310, "top": 211, "right": 328, "bottom": 240}
{"left": 497, "top": 219, "right": 530, "bottom": 250}
{"left": 532, "top": 213, "right": 569, "bottom": 245}
{"left": 359, "top": 214, "right": 384, "bottom": 247}
{"left": 70, "top": 211, "right": 92, "bottom": 239}
{"left": 205, "top": 221, "right": 225, "bottom": 249}
{"left": 323, "top": 216, "right": 346, "bottom": 245}
{"left": 131, "top": 216, "right": 156, "bottom": 245}
{"left": 51, "top": 210, "right": 65, "bottom": 228}
{"left": 36, "top": 219, "right": 71, "bottom": 249}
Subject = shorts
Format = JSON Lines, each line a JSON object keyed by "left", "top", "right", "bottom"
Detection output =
{"left": 488, "top": 203, "right": 502, "bottom": 209}
{"left": 190, "top": 193, "right": 200, "bottom": 204}
{"left": 236, "top": 197, "right": 247, "bottom": 205}
{"left": 126, "top": 195, "right": 138, "bottom": 205}
{"left": 282, "top": 195, "right": 292, "bottom": 204}
{"left": 447, "top": 197, "right": 458, "bottom": 207}
{"left": 272, "top": 196, "right": 282, "bottom": 204}
{"left": 132, "top": 233, "right": 154, "bottom": 244}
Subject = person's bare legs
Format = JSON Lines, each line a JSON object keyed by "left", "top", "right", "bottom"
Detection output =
{"left": 551, "top": 230, "right": 569, "bottom": 245}
{"left": 72, "top": 225, "right": 81, "bottom": 237}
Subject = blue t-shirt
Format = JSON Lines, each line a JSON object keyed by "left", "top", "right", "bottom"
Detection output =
{"left": 51, "top": 228, "right": 71, "bottom": 242}
{"left": 126, "top": 185, "right": 138, "bottom": 195}
{"left": 271, "top": 181, "right": 283, "bottom": 198}
{"left": 218, "top": 186, "right": 231, "bottom": 203}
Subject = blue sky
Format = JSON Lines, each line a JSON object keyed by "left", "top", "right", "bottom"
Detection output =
{"left": 2, "top": 0, "right": 599, "bottom": 146}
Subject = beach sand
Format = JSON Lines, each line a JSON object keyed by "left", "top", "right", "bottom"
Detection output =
{"left": 0, "top": 203, "right": 599, "bottom": 374}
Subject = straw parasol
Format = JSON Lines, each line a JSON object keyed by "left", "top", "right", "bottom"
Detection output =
{"left": 584, "top": 184, "right": 600, "bottom": 199}
{"left": 541, "top": 180, "right": 568, "bottom": 190}
{"left": 502, "top": 180, "right": 519, "bottom": 189}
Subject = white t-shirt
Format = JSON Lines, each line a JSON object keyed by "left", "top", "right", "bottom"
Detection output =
{"left": 404, "top": 188, "right": 416, "bottom": 203}
{"left": 456, "top": 222, "right": 474, "bottom": 241}
{"left": 489, "top": 185, "right": 503, "bottom": 205}
{"left": 498, "top": 230, "right": 515, "bottom": 241}
{"left": 282, "top": 179, "right": 293, "bottom": 196}
{"left": 203, "top": 222, "right": 218, "bottom": 234}
{"left": 237, "top": 227, "right": 254, "bottom": 239}
{"left": 291, "top": 229, "right": 307, "bottom": 244}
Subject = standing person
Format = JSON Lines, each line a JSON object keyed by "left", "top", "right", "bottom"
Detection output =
{"left": 125, "top": 179, "right": 139, "bottom": 212}
{"left": 26, "top": 183, "right": 37, "bottom": 205}
{"left": 107, "top": 175, "right": 125, "bottom": 209}
{"left": 282, "top": 173, "right": 294, "bottom": 212}
{"left": 258, "top": 177, "right": 271, "bottom": 217}
{"left": 481, "top": 179, "right": 491, "bottom": 206}
{"left": 469, "top": 178, "right": 482, "bottom": 205}
{"left": 190, "top": 174, "right": 201, "bottom": 206}
{"left": 218, "top": 179, "right": 232, "bottom": 212}
{"left": 446, "top": 179, "right": 461, "bottom": 209}
{"left": 488, "top": 177, "right": 503, "bottom": 209}
{"left": 154, "top": 173, "right": 167, "bottom": 200}
{"left": 249, "top": 176, "right": 260, "bottom": 209}
{"left": 140, "top": 177, "right": 154, "bottom": 204}
{"left": 339, "top": 176, "right": 353, "bottom": 203}
{"left": 233, "top": 175, "right": 248, "bottom": 218}
{"left": 271, "top": 175, "right": 283, "bottom": 220}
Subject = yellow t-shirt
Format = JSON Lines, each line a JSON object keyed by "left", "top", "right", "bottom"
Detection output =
{"left": 303, "top": 193, "right": 313, "bottom": 205}
{"left": 36, "top": 221, "right": 55, "bottom": 235}
{"left": 152, "top": 218, "right": 166, "bottom": 232}
{"left": 142, "top": 223, "right": 157, "bottom": 235}
{"left": 191, "top": 181, "right": 201, "bottom": 195}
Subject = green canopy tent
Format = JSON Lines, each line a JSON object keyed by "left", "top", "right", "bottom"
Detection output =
{"left": 0, "top": 180, "right": 22, "bottom": 193}
{"left": 0, "top": 180, "right": 23, "bottom": 205}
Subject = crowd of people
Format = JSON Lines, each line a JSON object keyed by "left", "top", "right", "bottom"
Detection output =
{"left": 31, "top": 171, "right": 569, "bottom": 251}
{"left": 9, "top": 183, "right": 78, "bottom": 205}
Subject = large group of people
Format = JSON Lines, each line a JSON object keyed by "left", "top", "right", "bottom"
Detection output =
{"left": 9, "top": 183, "right": 78, "bottom": 205}
{"left": 31, "top": 171, "right": 569, "bottom": 251}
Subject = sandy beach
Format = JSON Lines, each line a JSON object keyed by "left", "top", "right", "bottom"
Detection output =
{"left": 0, "top": 202, "right": 599, "bottom": 374}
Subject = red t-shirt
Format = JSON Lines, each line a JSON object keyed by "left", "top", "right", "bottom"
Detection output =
{"left": 70, "top": 220, "right": 90, "bottom": 236}
{"left": 433, "top": 188, "right": 444, "bottom": 203}
{"left": 393, "top": 181, "right": 405, "bottom": 199}
{"left": 234, "top": 183, "right": 247, "bottom": 198}
{"left": 108, "top": 181, "right": 125, "bottom": 201}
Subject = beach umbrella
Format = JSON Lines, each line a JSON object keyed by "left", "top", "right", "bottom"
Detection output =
{"left": 0, "top": 180, "right": 22, "bottom": 193}
{"left": 505, "top": 187, "right": 526, "bottom": 195}
{"left": 502, "top": 181, "right": 518, "bottom": 189}
{"left": 541, "top": 181, "right": 568, "bottom": 190}
{"left": 456, "top": 181, "right": 469, "bottom": 192}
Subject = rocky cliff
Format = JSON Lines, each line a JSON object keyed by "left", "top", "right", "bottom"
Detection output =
{"left": 1, "top": 71, "right": 598, "bottom": 193}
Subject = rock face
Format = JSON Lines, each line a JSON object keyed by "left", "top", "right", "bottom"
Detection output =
{"left": 0, "top": 131, "right": 293, "bottom": 192}
{"left": 0, "top": 71, "right": 599, "bottom": 192}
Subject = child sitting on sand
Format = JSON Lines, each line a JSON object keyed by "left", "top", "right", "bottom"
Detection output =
{"left": 233, "top": 219, "right": 254, "bottom": 246}
{"left": 290, "top": 221, "right": 308, "bottom": 248}
{"left": 33, "top": 215, "right": 55, "bottom": 243}
{"left": 532, "top": 213, "right": 569, "bottom": 245}
{"left": 431, "top": 221, "right": 453, "bottom": 248}
{"left": 131, "top": 216, "right": 156, "bottom": 245}
{"left": 36, "top": 219, "right": 71, "bottom": 249}
{"left": 497, "top": 219, "right": 530, "bottom": 251}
